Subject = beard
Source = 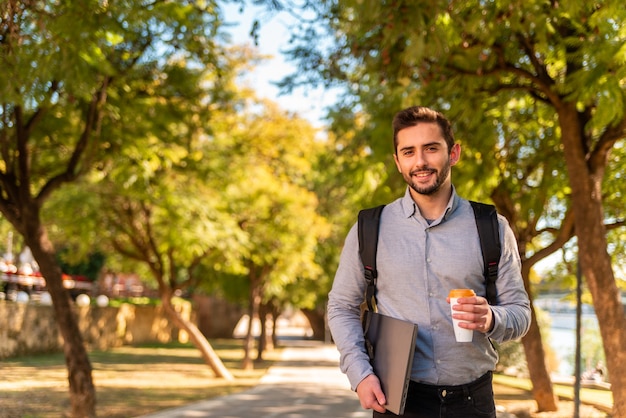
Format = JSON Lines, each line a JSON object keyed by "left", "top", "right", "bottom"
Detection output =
{"left": 405, "top": 159, "right": 451, "bottom": 196}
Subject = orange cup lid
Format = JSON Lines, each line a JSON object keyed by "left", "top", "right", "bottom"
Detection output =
{"left": 449, "top": 288, "right": 475, "bottom": 298}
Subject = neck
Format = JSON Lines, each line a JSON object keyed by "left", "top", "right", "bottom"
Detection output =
{"left": 410, "top": 185, "right": 453, "bottom": 220}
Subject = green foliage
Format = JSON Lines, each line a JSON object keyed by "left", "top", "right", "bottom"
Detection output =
{"left": 56, "top": 249, "right": 105, "bottom": 282}
{"left": 0, "top": 0, "right": 228, "bottom": 172}
{"left": 45, "top": 60, "right": 336, "bottom": 312}
{"left": 212, "top": 100, "right": 332, "bottom": 307}
{"left": 273, "top": 5, "right": 626, "bottom": 405}
{"left": 20, "top": 1, "right": 263, "bottom": 300}
{"left": 11, "top": 0, "right": 347, "bottom": 315}
{"left": 280, "top": 0, "right": 626, "bottom": 299}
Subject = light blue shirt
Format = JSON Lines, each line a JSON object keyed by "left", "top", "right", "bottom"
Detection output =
{"left": 327, "top": 187, "right": 531, "bottom": 390}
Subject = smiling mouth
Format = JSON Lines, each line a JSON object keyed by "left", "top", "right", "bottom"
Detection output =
{"left": 412, "top": 170, "right": 436, "bottom": 178}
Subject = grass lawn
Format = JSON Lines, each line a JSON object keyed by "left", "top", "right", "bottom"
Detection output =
{"left": 493, "top": 374, "right": 613, "bottom": 417}
{"left": 0, "top": 339, "right": 283, "bottom": 418}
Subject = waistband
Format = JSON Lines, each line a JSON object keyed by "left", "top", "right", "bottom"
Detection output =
{"left": 408, "top": 371, "right": 492, "bottom": 402}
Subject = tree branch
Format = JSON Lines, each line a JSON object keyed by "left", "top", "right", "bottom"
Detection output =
{"left": 589, "top": 116, "right": 626, "bottom": 174}
{"left": 35, "top": 76, "right": 112, "bottom": 206}
{"left": 525, "top": 207, "right": 576, "bottom": 267}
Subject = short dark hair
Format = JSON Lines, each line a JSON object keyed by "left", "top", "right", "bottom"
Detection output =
{"left": 392, "top": 106, "right": 455, "bottom": 153}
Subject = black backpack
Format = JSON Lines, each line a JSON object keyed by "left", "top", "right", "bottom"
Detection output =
{"left": 358, "top": 201, "right": 501, "bottom": 314}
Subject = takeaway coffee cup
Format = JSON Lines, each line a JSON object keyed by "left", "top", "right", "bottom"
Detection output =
{"left": 449, "top": 289, "right": 476, "bottom": 342}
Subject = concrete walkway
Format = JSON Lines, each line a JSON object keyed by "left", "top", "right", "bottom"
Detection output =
{"left": 138, "top": 338, "right": 518, "bottom": 418}
{"left": 137, "top": 339, "right": 369, "bottom": 418}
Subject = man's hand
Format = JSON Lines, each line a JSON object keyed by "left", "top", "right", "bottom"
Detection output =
{"left": 448, "top": 295, "right": 494, "bottom": 333}
{"left": 355, "top": 374, "right": 387, "bottom": 413}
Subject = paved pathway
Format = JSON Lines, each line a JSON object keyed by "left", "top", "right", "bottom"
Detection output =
{"left": 137, "top": 339, "right": 369, "bottom": 418}
{"left": 138, "top": 338, "right": 518, "bottom": 418}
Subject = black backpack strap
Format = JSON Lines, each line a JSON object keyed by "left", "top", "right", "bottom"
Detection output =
{"left": 357, "top": 205, "right": 385, "bottom": 313}
{"left": 470, "top": 201, "right": 501, "bottom": 305}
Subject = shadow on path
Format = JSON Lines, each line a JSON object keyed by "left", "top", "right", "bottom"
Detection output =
{"left": 137, "top": 339, "right": 368, "bottom": 418}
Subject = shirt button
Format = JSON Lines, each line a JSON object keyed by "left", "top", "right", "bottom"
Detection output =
{"left": 436, "top": 359, "right": 441, "bottom": 364}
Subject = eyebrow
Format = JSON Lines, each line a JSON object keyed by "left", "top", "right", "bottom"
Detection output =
{"left": 398, "top": 141, "right": 443, "bottom": 152}
{"left": 422, "top": 141, "right": 443, "bottom": 148}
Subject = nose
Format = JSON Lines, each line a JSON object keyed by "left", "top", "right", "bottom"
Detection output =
{"left": 413, "top": 150, "right": 427, "bottom": 168}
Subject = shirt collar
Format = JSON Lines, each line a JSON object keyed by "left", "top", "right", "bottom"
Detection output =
{"left": 400, "top": 186, "right": 460, "bottom": 224}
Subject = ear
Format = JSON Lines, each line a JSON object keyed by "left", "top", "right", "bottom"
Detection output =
{"left": 449, "top": 143, "right": 461, "bottom": 166}
{"left": 393, "top": 153, "right": 402, "bottom": 172}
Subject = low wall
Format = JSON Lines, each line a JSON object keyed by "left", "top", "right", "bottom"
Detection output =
{"left": 0, "top": 299, "right": 192, "bottom": 358}
{"left": 193, "top": 295, "right": 245, "bottom": 338}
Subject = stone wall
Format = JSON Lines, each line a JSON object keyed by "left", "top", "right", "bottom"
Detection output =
{"left": 0, "top": 296, "right": 257, "bottom": 358}
{"left": 193, "top": 295, "right": 245, "bottom": 338}
{"left": 0, "top": 300, "right": 192, "bottom": 358}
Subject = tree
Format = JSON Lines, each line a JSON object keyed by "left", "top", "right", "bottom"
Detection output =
{"left": 45, "top": 41, "right": 267, "bottom": 380}
{"left": 297, "top": 111, "right": 390, "bottom": 340}
{"left": 280, "top": 0, "right": 626, "bottom": 414}
{"left": 1, "top": 1, "right": 232, "bottom": 415}
{"left": 467, "top": 98, "right": 574, "bottom": 411}
{"left": 55, "top": 130, "right": 248, "bottom": 382}
{"left": 86, "top": 176, "right": 242, "bottom": 381}
{"left": 216, "top": 100, "right": 331, "bottom": 368}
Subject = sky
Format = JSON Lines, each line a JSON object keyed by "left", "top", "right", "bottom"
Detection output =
{"left": 221, "top": 2, "right": 337, "bottom": 128}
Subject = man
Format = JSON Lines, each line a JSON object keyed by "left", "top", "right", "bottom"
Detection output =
{"left": 327, "top": 106, "right": 531, "bottom": 417}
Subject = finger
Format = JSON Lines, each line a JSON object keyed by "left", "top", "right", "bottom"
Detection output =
{"left": 372, "top": 403, "right": 387, "bottom": 413}
{"left": 371, "top": 393, "right": 387, "bottom": 413}
{"left": 363, "top": 392, "right": 386, "bottom": 413}
{"left": 356, "top": 374, "right": 387, "bottom": 412}
{"left": 373, "top": 387, "right": 387, "bottom": 408}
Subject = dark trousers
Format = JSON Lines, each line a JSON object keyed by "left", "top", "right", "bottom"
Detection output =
{"left": 373, "top": 371, "right": 496, "bottom": 418}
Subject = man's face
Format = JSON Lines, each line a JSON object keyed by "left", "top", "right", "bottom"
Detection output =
{"left": 393, "top": 123, "right": 460, "bottom": 196}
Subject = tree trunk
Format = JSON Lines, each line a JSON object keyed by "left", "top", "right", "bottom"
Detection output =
{"left": 271, "top": 310, "right": 279, "bottom": 348}
{"left": 301, "top": 307, "right": 326, "bottom": 341}
{"left": 256, "top": 301, "right": 275, "bottom": 361}
{"left": 521, "top": 302, "right": 559, "bottom": 412}
{"left": 270, "top": 302, "right": 280, "bottom": 348}
{"left": 242, "top": 283, "right": 261, "bottom": 370}
{"left": 27, "top": 230, "right": 96, "bottom": 418}
{"left": 559, "top": 105, "right": 626, "bottom": 417}
{"left": 575, "top": 205, "right": 626, "bottom": 418}
{"left": 161, "top": 295, "right": 233, "bottom": 380}
{"left": 517, "top": 260, "right": 559, "bottom": 412}
{"left": 257, "top": 303, "right": 268, "bottom": 361}
{"left": 493, "top": 193, "right": 559, "bottom": 412}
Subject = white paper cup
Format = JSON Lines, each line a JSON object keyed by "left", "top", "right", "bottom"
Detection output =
{"left": 449, "top": 289, "right": 475, "bottom": 342}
